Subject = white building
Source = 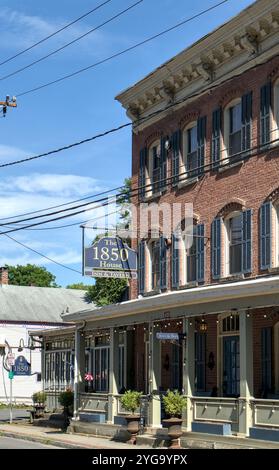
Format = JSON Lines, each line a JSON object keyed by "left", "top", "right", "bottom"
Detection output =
{"left": 0, "top": 267, "right": 90, "bottom": 404}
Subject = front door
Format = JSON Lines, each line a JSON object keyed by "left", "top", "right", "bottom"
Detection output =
{"left": 223, "top": 336, "right": 240, "bottom": 397}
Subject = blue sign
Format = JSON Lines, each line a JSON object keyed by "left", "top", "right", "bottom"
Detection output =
{"left": 84, "top": 236, "right": 137, "bottom": 279}
{"left": 13, "top": 355, "right": 31, "bottom": 376}
{"left": 156, "top": 332, "right": 180, "bottom": 340}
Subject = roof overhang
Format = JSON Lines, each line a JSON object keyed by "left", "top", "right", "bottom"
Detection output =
{"left": 61, "top": 275, "right": 279, "bottom": 325}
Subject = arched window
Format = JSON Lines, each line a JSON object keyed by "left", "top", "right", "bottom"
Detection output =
{"left": 146, "top": 140, "right": 161, "bottom": 196}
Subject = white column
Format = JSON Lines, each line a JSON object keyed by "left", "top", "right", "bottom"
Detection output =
{"left": 183, "top": 318, "right": 195, "bottom": 431}
{"left": 107, "top": 327, "right": 119, "bottom": 424}
{"left": 239, "top": 310, "right": 253, "bottom": 435}
{"left": 73, "top": 327, "right": 85, "bottom": 420}
{"left": 149, "top": 322, "right": 161, "bottom": 428}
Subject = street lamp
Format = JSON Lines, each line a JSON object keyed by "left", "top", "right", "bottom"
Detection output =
{"left": 18, "top": 338, "right": 25, "bottom": 352}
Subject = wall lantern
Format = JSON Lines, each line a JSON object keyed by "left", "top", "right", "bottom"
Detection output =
{"left": 198, "top": 318, "right": 208, "bottom": 333}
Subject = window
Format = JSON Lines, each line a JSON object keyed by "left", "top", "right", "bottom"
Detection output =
{"left": 45, "top": 349, "right": 74, "bottom": 391}
{"left": 273, "top": 80, "right": 279, "bottom": 144}
{"left": 195, "top": 332, "right": 206, "bottom": 392}
{"left": 187, "top": 225, "right": 197, "bottom": 282}
{"left": 261, "top": 327, "right": 272, "bottom": 395}
{"left": 151, "top": 240, "right": 160, "bottom": 289}
{"left": 149, "top": 142, "right": 161, "bottom": 194}
{"left": 229, "top": 102, "right": 242, "bottom": 156}
{"left": 187, "top": 125, "right": 198, "bottom": 176}
{"left": 228, "top": 213, "right": 242, "bottom": 274}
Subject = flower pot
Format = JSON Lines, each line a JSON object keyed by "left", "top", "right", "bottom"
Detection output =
{"left": 162, "top": 418, "right": 183, "bottom": 449}
{"left": 33, "top": 404, "right": 46, "bottom": 418}
{"left": 125, "top": 415, "right": 141, "bottom": 444}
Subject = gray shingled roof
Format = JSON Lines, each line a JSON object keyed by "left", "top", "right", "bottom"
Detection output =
{"left": 0, "top": 285, "right": 93, "bottom": 323}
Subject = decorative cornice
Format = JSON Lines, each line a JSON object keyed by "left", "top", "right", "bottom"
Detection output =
{"left": 116, "top": 0, "right": 279, "bottom": 132}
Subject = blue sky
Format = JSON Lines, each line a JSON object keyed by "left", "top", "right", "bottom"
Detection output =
{"left": 0, "top": 0, "right": 255, "bottom": 286}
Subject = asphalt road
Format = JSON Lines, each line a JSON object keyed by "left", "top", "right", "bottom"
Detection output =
{"left": 0, "top": 436, "right": 61, "bottom": 449}
{"left": 0, "top": 408, "right": 29, "bottom": 422}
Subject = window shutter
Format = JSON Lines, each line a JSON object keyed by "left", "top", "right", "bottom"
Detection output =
{"left": 261, "top": 327, "right": 272, "bottom": 393}
{"left": 211, "top": 107, "right": 221, "bottom": 167}
{"left": 211, "top": 218, "right": 221, "bottom": 279}
{"left": 139, "top": 147, "right": 147, "bottom": 200}
{"left": 172, "top": 233, "right": 180, "bottom": 288}
{"left": 241, "top": 91, "right": 252, "bottom": 152}
{"left": 171, "top": 130, "right": 181, "bottom": 185}
{"left": 160, "top": 236, "right": 167, "bottom": 289}
{"left": 160, "top": 137, "right": 167, "bottom": 191}
{"left": 196, "top": 224, "right": 205, "bottom": 283}
{"left": 197, "top": 116, "right": 206, "bottom": 175}
{"left": 138, "top": 240, "right": 145, "bottom": 294}
{"left": 260, "top": 82, "right": 271, "bottom": 145}
{"left": 242, "top": 209, "right": 252, "bottom": 273}
{"left": 260, "top": 202, "right": 272, "bottom": 270}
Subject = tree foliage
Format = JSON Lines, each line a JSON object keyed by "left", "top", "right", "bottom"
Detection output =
{"left": 86, "top": 277, "right": 128, "bottom": 306}
{"left": 6, "top": 264, "right": 58, "bottom": 287}
{"left": 66, "top": 282, "right": 92, "bottom": 290}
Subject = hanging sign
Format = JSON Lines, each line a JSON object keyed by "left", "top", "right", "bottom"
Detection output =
{"left": 83, "top": 236, "right": 137, "bottom": 279}
{"left": 156, "top": 332, "right": 186, "bottom": 341}
{"left": 13, "top": 355, "right": 31, "bottom": 376}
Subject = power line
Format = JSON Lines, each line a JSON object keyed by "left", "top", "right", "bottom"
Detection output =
{"left": 0, "top": 0, "right": 114, "bottom": 67}
{"left": 3, "top": 233, "right": 82, "bottom": 274}
{"left": 16, "top": 1, "right": 229, "bottom": 97}
{"left": 0, "top": 0, "right": 143, "bottom": 82}
{"left": 1, "top": 132, "right": 279, "bottom": 235}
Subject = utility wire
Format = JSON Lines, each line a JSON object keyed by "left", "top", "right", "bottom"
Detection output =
{"left": 3, "top": 233, "right": 82, "bottom": 274}
{"left": 16, "top": 1, "right": 229, "bottom": 97}
{"left": 0, "top": 0, "right": 114, "bottom": 67}
{"left": 1, "top": 132, "right": 279, "bottom": 235}
{"left": 0, "top": 0, "right": 143, "bottom": 81}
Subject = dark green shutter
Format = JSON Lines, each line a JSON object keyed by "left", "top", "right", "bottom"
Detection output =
{"left": 242, "top": 209, "right": 252, "bottom": 273}
{"left": 160, "top": 137, "right": 167, "bottom": 191}
{"left": 172, "top": 233, "right": 180, "bottom": 288}
{"left": 139, "top": 147, "right": 147, "bottom": 200}
{"left": 160, "top": 236, "right": 167, "bottom": 289}
{"left": 211, "top": 218, "right": 221, "bottom": 279}
{"left": 197, "top": 116, "right": 206, "bottom": 176}
{"left": 211, "top": 107, "right": 221, "bottom": 167}
{"left": 196, "top": 224, "right": 205, "bottom": 283}
{"left": 138, "top": 240, "right": 145, "bottom": 294}
{"left": 241, "top": 91, "right": 252, "bottom": 152}
{"left": 260, "top": 82, "right": 271, "bottom": 145}
{"left": 172, "top": 130, "right": 181, "bottom": 185}
{"left": 261, "top": 327, "right": 272, "bottom": 393}
{"left": 260, "top": 202, "right": 272, "bottom": 270}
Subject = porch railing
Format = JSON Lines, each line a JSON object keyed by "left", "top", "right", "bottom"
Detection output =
{"left": 250, "top": 398, "right": 279, "bottom": 428}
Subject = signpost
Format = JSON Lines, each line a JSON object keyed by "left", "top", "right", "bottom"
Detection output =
{"left": 83, "top": 236, "right": 137, "bottom": 279}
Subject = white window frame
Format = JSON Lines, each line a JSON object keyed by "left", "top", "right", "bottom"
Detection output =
{"left": 223, "top": 98, "right": 242, "bottom": 163}
{"left": 224, "top": 211, "right": 242, "bottom": 277}
{"left": 147, "top": 238, "right": 160, "bottom": 292}
{"left": 146, "top": 140, "right": 160, "bottom": 197}
{"left": 273, "top": 79, "right": 279, "bottom": 145}
{"left": 182, "top": 121, "right": 198, "bottom": 180}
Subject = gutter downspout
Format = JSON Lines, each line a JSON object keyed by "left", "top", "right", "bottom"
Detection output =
{"left": 73, "top": 321, "right": 86, "bottom": 421}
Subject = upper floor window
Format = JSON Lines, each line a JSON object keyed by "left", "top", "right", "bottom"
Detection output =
{"left": 227, "top": 213, "right": 242, "bottom": 275}
{"left": 138, "top": 236, "right": 167, "bottom": 294}
{"left": 187, "top": 225, "right": 197, "bottom": 282}
{"left": 182, "top": 117, "right": 206, "bottom": 181}
{"left": 273, "top": 79, "right": 279, "bottom": 144}
{"left": 148, "top": 141, "right": 161, "bottom": 195}
{"left": 186, "top": 124, "right": 198, "bottom": 177}
{"left": 150, "top": 239, "right": 160, "bottom": 290}
{"left": 229, "top": 102, "right": 242, "bottom": 156}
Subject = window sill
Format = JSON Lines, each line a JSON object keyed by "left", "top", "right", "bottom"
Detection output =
{"left": 219, "top": 274, "right": 245, "bottom": 283}
{"left": 218, "top": 158, "right": 244, "bottom": 173}
{"left": 143, "top": 191, "right": 162, "bottom": 202}
{"left": 142, "top": 288, "right": 161, "bottom": 297}
{"left": 267, "top": 266, "right": 279, "bottom": 274}
{"left": 179, "top": 281, "right": 199, "bottom": 289}
{"left": 174, "top": 176, "right": 199, "bottom": 190}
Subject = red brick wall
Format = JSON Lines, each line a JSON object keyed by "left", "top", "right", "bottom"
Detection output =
{"left": 130, "top": 55, "right": 279, "bottom": 299}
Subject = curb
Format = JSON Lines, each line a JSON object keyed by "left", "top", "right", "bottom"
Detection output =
{"left": 0, "top": 430, "right": 92, "bottom": 449}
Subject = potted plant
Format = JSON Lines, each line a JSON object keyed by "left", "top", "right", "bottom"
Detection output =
{"left": 162, "top": 390, "right": 187, "bottom": 448}
{"left": 31, "top": 391, "right": 47, "bottom": 418}
{"left": 58, "top": 389, "right": 74, "bottom": 430}
{"left": 119, "top": 390, "right": 142, "bottom": 444}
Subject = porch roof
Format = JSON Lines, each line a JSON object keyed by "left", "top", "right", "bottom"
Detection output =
{"left": 61, "top": 274, "right": 279, "bottom": 324}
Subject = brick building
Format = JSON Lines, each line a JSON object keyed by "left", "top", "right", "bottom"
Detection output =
{"left": 33, "top": 0, "right": 279, "bottom": 441}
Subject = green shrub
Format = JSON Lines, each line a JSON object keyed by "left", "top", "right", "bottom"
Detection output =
{"left": 162, "top": 390, "right": 187, "bottom": 418}
{"left": 32, "top": 391, "right": 47, "bottom": 405}
{"left": 58, "top": 389, "right": 74, "bottom": 409}
{"left": 119, "top": 390, "right": 142, "bottom": 414}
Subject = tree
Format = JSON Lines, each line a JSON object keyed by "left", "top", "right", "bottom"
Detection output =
{"left": 86, "top": 277, "right": 128, "bottom": 306}
{"left": 6, "top": 264, "right": 58, "bottom": 287}
{"left": 66, "top": 282, "right": 92, "bottom": 290}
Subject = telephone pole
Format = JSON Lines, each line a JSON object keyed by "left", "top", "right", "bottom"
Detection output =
{"left": 0, "top": 95, "right": 17, "bottom": 116}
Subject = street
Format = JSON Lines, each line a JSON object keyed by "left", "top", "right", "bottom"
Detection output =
{"left": 0, "top": 436, "right": 61, "bottom": 449}
{"left": 0, "top": 408, "right": 29, "bottom": 423}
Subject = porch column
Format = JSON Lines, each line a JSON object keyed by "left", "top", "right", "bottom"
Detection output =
{"left": 183, "top": 318, "right": 195, "bottom": 431}
{"left": 107, "top": 327, "right": 119, "bottom": 424}
{"left": 73, "top": 326, "right": 85, "bottom": 420}
{"left": 149, "top": 322, "right": 161, "bottom": 428}
{"left": 239, "top": 309, "right": 253, "bottom": 436}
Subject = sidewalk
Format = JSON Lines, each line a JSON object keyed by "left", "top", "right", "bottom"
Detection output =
{"left": 0, "top": 423, "right": 150, "bottom": 449}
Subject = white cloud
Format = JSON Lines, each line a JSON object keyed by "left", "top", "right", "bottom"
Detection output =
{"left": 0, "top": 144, "right": 28, "bottom": 161}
